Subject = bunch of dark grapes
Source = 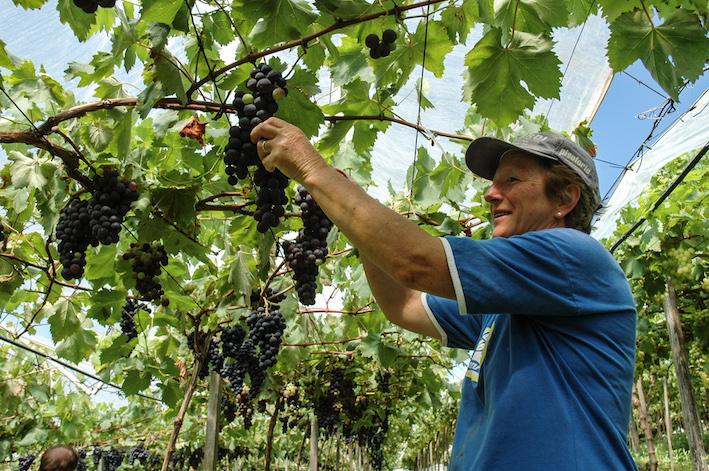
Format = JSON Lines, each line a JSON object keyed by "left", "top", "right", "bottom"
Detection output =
{"left": 17, "top": 455, "right": 35, "bottom": 471}
{"left": 128, "top": 444, "right": 150, "bottom": 466}
{"left": 103, "top": 448, "right": 124, "bottom": 471}
{"left": 223, "top": 63, "right": 290, "bottom": 233}
{"left": 310, "top": 365, "right": 359, "bottom": 438}
{"left": 221, "top": 338, "right": 256, "bottom": 393}
{"left": 120, "top": 298, "right": 150, "bottom": 340}
{"left": 357, "top": 412, "right": 389, "bottom": 471}
{"left": 278, "top": 382, "right": 303, "bottom": 433}
{"left": 246, "top": 307, "right": 285, "bottom": 371}
{"left": 76, "top": 448, "right": 87, "bottom": 471}
{"left": 122, "top": 242, "right": 169, "bottom": 306}
{"left": 88, "top": 170, "right": 138, "bottom": 245}
{"left": 55, "top": 199, "right": 96, "bottom": 280}
{"left": 252, "top": 167, "right": 289, "bottom": 233}
{"left": 55, "top": 170, "right": 138, "bottom": 280}
{"left": 72, "top": 0, "right": 115, "bottom": 14}
{"left": 283, "top": 186, "right": 332, "bottom": 305}
{"left": 221, "top": 394, "right": 238, "bottom": 423}
{"left": 365, "top": 29, "right": 397, "bottom": 59}
{"left": 92, "top": 447, "right": 102, "bottom": 468}
{"left": 172, "top": 448, "right": 203, "bottom": 471}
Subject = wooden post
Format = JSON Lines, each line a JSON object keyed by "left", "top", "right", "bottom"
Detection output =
{"left": 635, "top": 378, "right": 658, "bottom": 471}
{"left": 663, "top": 377, "right": 675, "bottom": 471}
{"left": 309, "top": 415, "right": 318, "bottom": 471}
{"left": 628, "top": 410, "right": 641, "bottom": 453}
{"left": 204, "top": 372, "right": 222, "bottom": 471}
{"left": 664, "top": 278, "right": 708, "bottom": 471}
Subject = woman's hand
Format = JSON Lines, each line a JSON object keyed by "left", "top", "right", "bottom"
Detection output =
{"left": 250, "top": 117, "right": 327, "bottom": 183}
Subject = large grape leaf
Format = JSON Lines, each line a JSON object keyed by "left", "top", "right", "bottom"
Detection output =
{"left": 235, "top": 0, "right": 319, "bottom": 49}
{"left": 607, "top": 9, "right": 709, "bottom": 100}
{"left": 464, "top": 28, "right": 562, "bottom": 126}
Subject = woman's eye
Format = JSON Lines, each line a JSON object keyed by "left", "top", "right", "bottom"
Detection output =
{"left": 507, "top": 176, "right": 518, "bottom": 183}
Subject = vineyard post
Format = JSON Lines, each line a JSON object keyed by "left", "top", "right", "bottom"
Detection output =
{"left": 628, "top": 410, "right": 641, "bottom": 453}
{"left": 663, "top": 278, "right": 708, "bottom": 471}
{"left": 663, "top": 377, "right": 675, "bottom": 471}
{"left": 635, "top": 377, "right": 658, "bottom": 471}
{"left": 309, "top": 414, "right": 318, "bottom": 471}
{"left": 204, "top": 371, "right": 222, "bottom": 471}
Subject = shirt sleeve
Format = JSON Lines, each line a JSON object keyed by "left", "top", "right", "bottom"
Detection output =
{"left": 440, "top": 228, "right": 634, "bottom": 317}
{"left": 422, "top": 292, "right": 482, "bottom": 350}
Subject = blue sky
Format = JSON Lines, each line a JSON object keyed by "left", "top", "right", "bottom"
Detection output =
{"left": 591, "top": 62, "right": 708, "bottom": 198}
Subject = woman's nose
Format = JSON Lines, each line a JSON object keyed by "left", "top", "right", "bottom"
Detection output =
{"left": 484, "top": 184, "right": 501, "bottom": 203}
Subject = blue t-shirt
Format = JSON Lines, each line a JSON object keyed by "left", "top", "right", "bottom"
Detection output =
{"left": 422, "top": 228, "right": 637, "bottom": 470}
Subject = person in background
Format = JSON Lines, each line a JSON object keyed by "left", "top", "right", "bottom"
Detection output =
{"left": 251, "top": 118, "right": 637, "bottom": 470}
{"left": 39, "top": 445, "right": 78, "bottom": 471}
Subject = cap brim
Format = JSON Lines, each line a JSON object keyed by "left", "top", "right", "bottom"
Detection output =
{"left": 465, "top": 137, "right": 519, "bottom": 180}
{"left": 465, "top": 137, "right": 555, "bottom": 180}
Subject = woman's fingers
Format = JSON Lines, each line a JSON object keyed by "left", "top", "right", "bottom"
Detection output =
{"left": 250, "top": 118, "right": 281, "bottom": 143}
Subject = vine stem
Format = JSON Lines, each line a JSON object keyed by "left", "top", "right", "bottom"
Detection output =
{"left": 161, "top": 360, "right": 202, "bottom": 471}
{"left": 264, "top": 394, "right": 283, "bottom": 471}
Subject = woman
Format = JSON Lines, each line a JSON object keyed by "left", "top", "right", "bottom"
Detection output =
{"left": 251, "top": 119, "right": 637, "bottom": 470}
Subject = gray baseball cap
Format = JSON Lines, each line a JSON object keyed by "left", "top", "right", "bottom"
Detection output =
{"left": 465, "top": 132, "right": 601, "bottom": 208}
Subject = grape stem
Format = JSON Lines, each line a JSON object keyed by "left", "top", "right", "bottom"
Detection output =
{"left": 264, "top": 394, "right": 283, "bottom": 471}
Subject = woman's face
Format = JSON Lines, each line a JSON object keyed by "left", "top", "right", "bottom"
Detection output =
{"left": 483, "top": 152, "right": 564, "bottom": 238}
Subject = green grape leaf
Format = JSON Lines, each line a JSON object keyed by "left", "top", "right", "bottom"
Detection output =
{"left": 0, "top": 40, "right": 19, "bottom": 69}
{"left": 56, "top": 0, "right": 97, "bottom": 42}
{"left": 11, "top": 0, "right": 47, "bottom": 9}
{"left": 597, "top": 0, "right": 641, "bottom": 22}
{"left": 488, "top": 0, "right": 570, "bottom": 34}
{"left": 8, "top": 151, "right": 51, "bottom": 191}
{"left": 54, "top": 324, "right": 98, "bottom": 363}
{"left": 239, "top": 0, "right": 318, "bottom": 49}
{"left": 122, "top": 370, "right": 153, "bottom": 395}
{"left": 48, "top": 299, "right": 81, "bottom": 342}
{"left": 140, "top": 0, "right": 183, "bottom": 25}
{"left": 441, "top": 0, "right": 480, "bottom": 43}
{"left": 464, "top": 28, "right": 561, "bottom": 126}
{"left": 100, "top": 335, "right": 137, "bottom": 364}
{"left": 607, "top": 9, "right": 709, "bottom": 100}
{"left": 153, "top": 50, "right": 188, "bottom": 104}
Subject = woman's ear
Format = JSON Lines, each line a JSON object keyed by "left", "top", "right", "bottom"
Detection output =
{"left": 558, "top": 184, "right": 581, "bottom": 217}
